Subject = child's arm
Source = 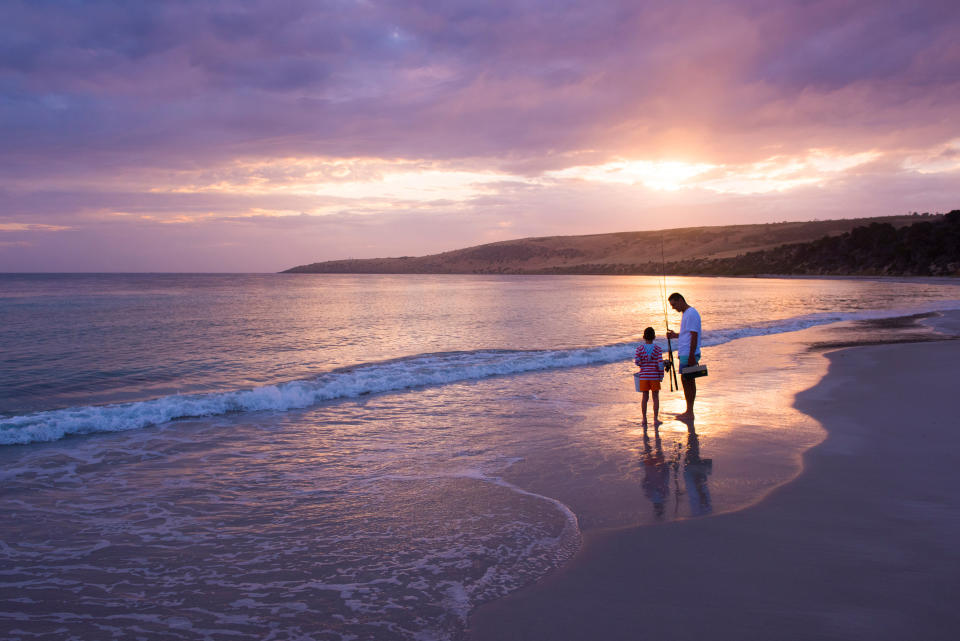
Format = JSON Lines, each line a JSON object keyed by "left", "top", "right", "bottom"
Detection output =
{"left": 635, "top": 345, "right": 650, "bottom": 366}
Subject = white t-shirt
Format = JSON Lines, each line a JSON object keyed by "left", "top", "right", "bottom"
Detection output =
{"left": 678, "top": 306, "right": 702, "bottom": 359}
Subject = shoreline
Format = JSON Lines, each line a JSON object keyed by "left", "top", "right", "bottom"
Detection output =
{"left": 281, "top": 271, "right": 960, "bottom": 280}
{"left": 467, "top": 314, "right": 960, "bottom": 640}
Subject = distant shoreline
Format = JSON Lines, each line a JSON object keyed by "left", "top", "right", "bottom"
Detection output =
{"left": 282, "top": 270, "right": 960, "bottom": 279}
{"left": 2, "top": 272, "right": 957, "bottom": 281}
{"left": 283, "top": 212, "right": 959, "bottom": 277}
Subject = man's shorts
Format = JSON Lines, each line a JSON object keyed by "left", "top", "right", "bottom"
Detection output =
{"left": 636, "top": 379, "right": 661, "bottom": 392}
{"left": 678, "top": 355, "right": 700, "bottom": 379}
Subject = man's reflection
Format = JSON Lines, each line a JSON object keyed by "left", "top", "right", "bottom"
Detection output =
{"left": 639, "top": 425, "right": 714, "bottom": 519}
{"left": 682, "top": 428, "right": 713, "bottom": 516}
{"left": 640, "top": 432, "right": 671, "bottom": 518}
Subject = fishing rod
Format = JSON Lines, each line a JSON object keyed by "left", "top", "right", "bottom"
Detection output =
{"left": 660, "top": 235, "right": 679, "bottom": 392}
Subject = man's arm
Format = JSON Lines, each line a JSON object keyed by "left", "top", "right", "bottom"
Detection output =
{"left": 688, "top": 331, "right": 698, "bottom": 366}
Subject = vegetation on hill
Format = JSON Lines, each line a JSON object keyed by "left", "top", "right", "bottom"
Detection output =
{"left": 645, "top": 210, "right": 960, "bottom": 277}
{"left": 283, "top": 212, "right": 959, "bottom": 277}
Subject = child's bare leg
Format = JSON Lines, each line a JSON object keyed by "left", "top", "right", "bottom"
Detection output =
{"left": 652, "top": 390, "right": 660, "bottom": 426}
{"left": 641, "top": 390, "right": 649, "bottom": 426}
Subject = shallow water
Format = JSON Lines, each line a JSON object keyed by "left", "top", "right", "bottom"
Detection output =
{"left": 2, "top": 274, "right": 959, "bottom": 640}
{"left": 0, "top": 345, "right": 824, "bottom": 641}
{"left": 3, "top": 273, "right": 960, "bottom": 419}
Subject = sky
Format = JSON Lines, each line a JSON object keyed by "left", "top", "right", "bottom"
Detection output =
{"left": 1, "top": 0, "right": 959, "bottom": 272}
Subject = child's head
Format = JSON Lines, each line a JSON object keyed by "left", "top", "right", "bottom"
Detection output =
{"left": 643, "top": 327, "right": 656, "bottom": 341}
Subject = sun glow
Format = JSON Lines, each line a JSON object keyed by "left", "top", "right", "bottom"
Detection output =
{"left": 546, "top": 149, "right": 882, "bottom": 194}
{"left": 546, "top": 159, "right": 716, "bottom": 191}
{"left": 123, "top": 147, "right": 901, "bottom": 228}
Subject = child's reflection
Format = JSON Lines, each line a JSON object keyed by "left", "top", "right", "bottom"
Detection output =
{"left": 639, "top": 426, "right": 714, "bottom": 519}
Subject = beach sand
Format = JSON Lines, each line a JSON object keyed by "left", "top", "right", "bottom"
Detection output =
{"left": 468, "top": 314, "right": 960, "bottom": 641}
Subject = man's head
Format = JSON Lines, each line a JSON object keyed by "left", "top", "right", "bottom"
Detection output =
{"left": 668, "top": 292, "right": 688, "bottom": 312}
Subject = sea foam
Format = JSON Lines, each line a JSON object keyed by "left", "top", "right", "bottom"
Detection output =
{"left": 2, "top": 303, "right": 956, "bottom": 446}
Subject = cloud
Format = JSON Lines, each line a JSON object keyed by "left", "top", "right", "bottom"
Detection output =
{"left": 1, "top": 0, "right": 958, "bottom": 270}
{"left": 4, "top": 0, "right": 959, "bottom": 169}
{"left": 0, "top": 222, "right": 71, "bottom": 232}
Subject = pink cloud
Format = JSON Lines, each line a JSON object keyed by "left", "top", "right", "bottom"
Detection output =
{"left": 1, "top": 0, "right": 958, "bottom": 270}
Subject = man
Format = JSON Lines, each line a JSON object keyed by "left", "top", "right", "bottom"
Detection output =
{"left": 666, "top": 292, "right": 701, "bottom": 421}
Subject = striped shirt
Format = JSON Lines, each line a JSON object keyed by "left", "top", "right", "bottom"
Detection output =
{"left": 634, "top": 343, "right": 664, "bottom": 380}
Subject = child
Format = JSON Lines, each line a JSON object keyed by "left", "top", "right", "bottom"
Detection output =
{"left": 635, "top": 326, "right": 665, "bottom": 428}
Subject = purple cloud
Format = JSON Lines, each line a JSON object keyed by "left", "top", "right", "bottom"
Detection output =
{"left": 2, "top": 0, "right": 955, "bottom": 168}
{"left": 1, "top": 0, "right": 958, "bottom": 270}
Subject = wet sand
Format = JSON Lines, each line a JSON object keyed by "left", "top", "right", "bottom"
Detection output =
{"left": 468, "top": 316, "right": 960, "bottom": 641}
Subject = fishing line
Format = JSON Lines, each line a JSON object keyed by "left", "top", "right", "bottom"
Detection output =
{"left": 660, "top": 234, "right": 678, "bottom": 391}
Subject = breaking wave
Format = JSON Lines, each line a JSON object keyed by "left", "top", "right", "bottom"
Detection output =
{"left": 2, "top": 303, "right": 956, "bottom": 445}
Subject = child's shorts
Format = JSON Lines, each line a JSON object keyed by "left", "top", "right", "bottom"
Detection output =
{"left": 636, "top": 379, "right": 661, "bottom": 392}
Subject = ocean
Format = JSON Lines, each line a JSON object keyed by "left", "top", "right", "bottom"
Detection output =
{"left": 2, "top": 273, "right": 959, "bottom": 640}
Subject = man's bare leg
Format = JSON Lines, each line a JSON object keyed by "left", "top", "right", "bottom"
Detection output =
{"left": 677, "top": 377, "right": 696, "bottom": 420}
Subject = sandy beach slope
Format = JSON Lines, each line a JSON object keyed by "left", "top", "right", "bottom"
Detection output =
{"left": 468, "top": 322, "right": 960, "bottom": 640}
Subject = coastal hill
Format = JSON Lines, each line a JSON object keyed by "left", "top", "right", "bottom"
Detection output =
{"left": 283, "top": 212, "right": 959, "bottom": 277}
{"left": 676, "top": 210, "right": 960, "bottom": 277}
